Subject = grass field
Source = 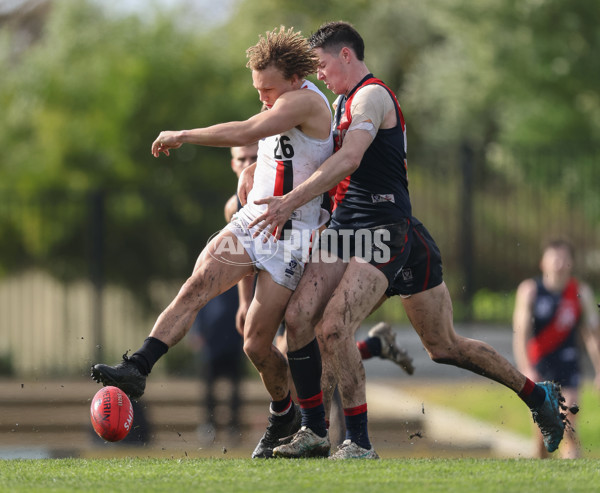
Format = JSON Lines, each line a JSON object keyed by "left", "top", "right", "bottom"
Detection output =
{"left": 402, "top": 380, "right": 600, "bottom": 457}
{"left": 2, "top": 457, "right": 600, "bottom": 492}
{"left": 3, "top": 379, "right": 600, "bottom": 491}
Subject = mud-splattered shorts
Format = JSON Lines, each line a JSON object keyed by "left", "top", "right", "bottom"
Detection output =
{"left": 385, "top": 219, "right": 444, "bottom": 297}
{"left": 224, "top": 208, "right": 306, "bottom": 291}
{"left": 316, "top": 218, "right": 411, "bottom": 283}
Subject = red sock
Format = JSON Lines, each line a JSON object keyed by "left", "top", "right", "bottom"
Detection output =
{"left": 518, "top": 378, "right": 535, "bottom": 399}
{"left": 518, "top": 378, "right": 545, "bottom": 408}
{"left": 357, "top": 340, "right": 372, "bottom": 359}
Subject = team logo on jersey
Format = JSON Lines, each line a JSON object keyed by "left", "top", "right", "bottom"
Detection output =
{"left": 371, "top": 193, "right": 395, "bottom": 204}
{"left": 534, "top": 296, "right": 554, "bottom": 320}
{"left": 557, "top": 301, "right": 578, "bottom": 330}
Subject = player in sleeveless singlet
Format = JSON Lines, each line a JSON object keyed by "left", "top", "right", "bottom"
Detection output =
{"left": 248, "top": 21, "right": 570, "bottom": 459}
{"left": 513, "top": 239, "right": 600, "bottom": 458}
{"left": 91, "top": 27, "right": 333, "bottom": 459}
{"left": 227, "top": 78, "right": 332, "bottom": 289}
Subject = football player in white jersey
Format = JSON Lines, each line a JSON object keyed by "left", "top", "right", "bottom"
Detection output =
{"left": 91, "top": 27, "right": 333, "bottom": 459}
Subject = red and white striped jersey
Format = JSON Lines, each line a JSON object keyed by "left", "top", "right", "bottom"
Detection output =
{"left": 244, "top": 80, "right": 333, "bottom": 232}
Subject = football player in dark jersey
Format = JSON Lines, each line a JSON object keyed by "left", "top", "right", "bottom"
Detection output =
{"left": 514, "top": 238, "right": 600, "bottom": 458}
{"left": 249, "top": 21, "right": 569, "bottom": 459}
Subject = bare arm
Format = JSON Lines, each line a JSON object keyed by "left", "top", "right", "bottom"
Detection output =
{"left": 249, "top": 129, "right": 374, "bottom": 239}
{"left": 224, "top": 195, "right": 238, "bottom": 223}
{"left": 151, "top": 89, "right": 320, "bottom": 157}
{"left": 237, "top": 162, "right": 256, "bottom": 207}
{"left": 512, "top": 278, "right": 539, "bottom": 380}
{"left": 578, "top": 282, "right": 600, "bottom": 389}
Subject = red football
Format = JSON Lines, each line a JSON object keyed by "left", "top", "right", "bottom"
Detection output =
{"left": 90, "top": 386, "right": 134, "bottom": 442}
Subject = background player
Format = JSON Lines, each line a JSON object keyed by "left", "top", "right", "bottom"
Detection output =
{"left": 513, "top": 238, "right": 600, "bottom": 458}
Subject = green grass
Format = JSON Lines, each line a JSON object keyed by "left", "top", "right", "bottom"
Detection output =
{"left": 2, "top": 457, "right": 600, "bottom": 492}
{"left": 403, "top": 380, "right": 600, "bottom": 457}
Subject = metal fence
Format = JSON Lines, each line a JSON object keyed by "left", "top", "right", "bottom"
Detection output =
{"left": 1, "top": 144, "right": 599, "bottom": 376}
{"left": 410, "top": 143, "right": 600, "bottom": 319}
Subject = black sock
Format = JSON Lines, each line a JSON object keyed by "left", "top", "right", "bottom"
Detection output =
{"left": 344, "top": 405, "right": 371, "bottom": 450}
{"left": 270, "top": 391, "right": 292, "bottom": 415}
{"left": 287, "top": 338, "right": 322, "bottom": 398}
{"left": 365, "top": 336, "right": 382, "bottom": 357}
{"left": 287, "top": 339, "right": 326, "bottom": 437}
{"left": 297, "top": 392, "right": 327, "bottom": 437}
{"left": 130, "top": 337, "right": 169, "bottom": 376}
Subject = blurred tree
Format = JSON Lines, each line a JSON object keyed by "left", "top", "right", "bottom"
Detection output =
{"left": 402, "top": 0, "right": 600, "bottom": 149}
{"left": 0, "top": 0, "right": 597, "bottom": 307}
{"left": 0, "top": 0, "right": 260, "bottom": 300}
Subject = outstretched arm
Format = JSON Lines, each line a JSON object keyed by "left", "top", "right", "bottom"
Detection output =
{"left": 151, "top": 90, "right": 316, "bottom": 157}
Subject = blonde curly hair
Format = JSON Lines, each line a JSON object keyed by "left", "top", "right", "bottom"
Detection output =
{"left": 246, "top": 26, "right": 318, "bottom": 80}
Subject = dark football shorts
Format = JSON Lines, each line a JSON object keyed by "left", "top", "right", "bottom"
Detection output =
{"left": 536, "top": 353, "right": 580, "bottom": 389}
{"left": 317, "top": 218, "right": 409, "bottom": 280}
{"left": 317, "top": 217, "right": 443, "bottom": 296}
{"left": 385, "top": 220, "right": 444, "bottom": 297}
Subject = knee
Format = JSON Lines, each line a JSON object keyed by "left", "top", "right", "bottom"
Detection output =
{"left": 318, "top": 320, "right": 349, "bottom": 354}
{"left": 243, "top": 325, "right": 278, "bottom": 364}
{"left": 284, "top": 302, "right": 301, "bottom": 338}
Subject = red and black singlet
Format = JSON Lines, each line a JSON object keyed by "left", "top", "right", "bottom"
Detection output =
{"left": 527, "top": 277, "right": 582, "bottom": 366}
{"left": 329, "top": 74, "right": 411, "bottom": 229}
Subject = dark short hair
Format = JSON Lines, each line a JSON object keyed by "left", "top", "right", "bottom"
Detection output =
{"left": 542, "top": 238, "right": 575, "bottom": 260}
{"left": 308, "top": 21, "right": 365, "bottom": 61}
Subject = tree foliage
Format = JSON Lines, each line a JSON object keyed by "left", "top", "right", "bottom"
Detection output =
{"left": 0, "top": 0, "right": 597, "bottom": 303}
{"left": 0, "top": 0, "right": 260, "bottom": 294}
{"left": 402, "top": 0, "right": 600, "bottom": 147}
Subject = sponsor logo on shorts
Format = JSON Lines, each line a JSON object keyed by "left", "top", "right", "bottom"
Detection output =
{"left": 284, "top": 259, "right": 298, "bottom": 277}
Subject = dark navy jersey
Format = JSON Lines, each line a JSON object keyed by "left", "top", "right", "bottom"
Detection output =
{"left": 330, "top": 74, "right": 411, "bottom": 229}
{"left": 528, "top": 277, "right": 582, "bottom": 382}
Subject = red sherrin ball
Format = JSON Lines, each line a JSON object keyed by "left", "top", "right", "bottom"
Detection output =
{"left": 90, "top": 386, "right": 134, "bottom": 442}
